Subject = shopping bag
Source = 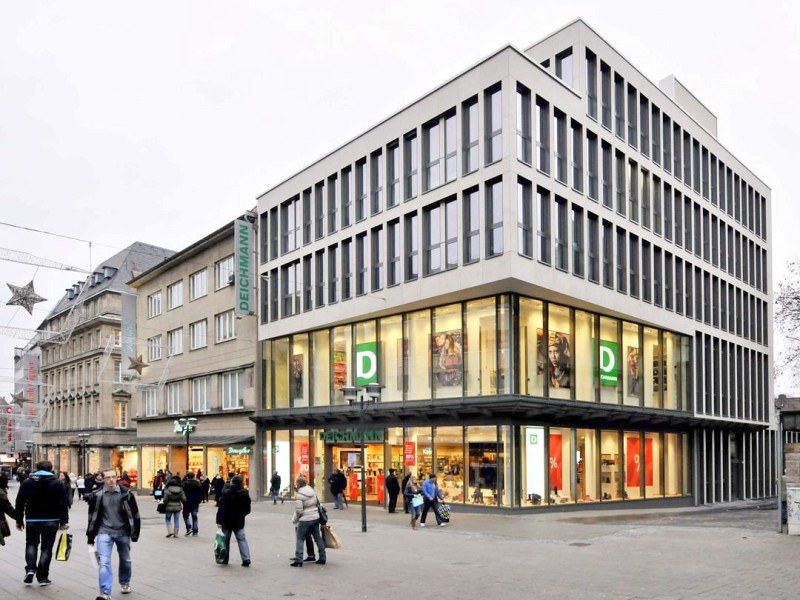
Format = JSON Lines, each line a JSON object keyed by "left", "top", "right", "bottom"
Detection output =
{"left": 411, "top": 495, "right": 424, "bottom": 508}
{"left": 88, "top": 544, "right": 100, "bottom": 569}
{"left": 55, "top": 532, "right": 72, "bottom": 561}
{"left": 436, "top": 502, "right": 451, "bottom": 522}
{"left": 214, "top": 531, "right": 229, "bottom": 564}
{"left": 321, "top": 524, "right": 341, "bottom": 550}
{"left": 316, "top": 499, "right": 328, "bottom": 525}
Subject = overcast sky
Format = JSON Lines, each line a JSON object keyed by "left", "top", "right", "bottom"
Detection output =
{"left": 2, "top": 0, "right": 798, "bottom": 399}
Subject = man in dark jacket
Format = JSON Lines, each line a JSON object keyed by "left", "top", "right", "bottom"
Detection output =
{"left": 86, "top": 468, "right": 141, "bottom": 599}
{"left": 215, "top": 476, "right": 251, "bottom": 566}
{"left": 327, "top": 469, "right": 347, "bottom": 509}
{"left": 181, "top": 471, "right": 203, "bottom": 536}
{"left": 385, "top": 469, "right": 401, "bottom": 513}
{"left": 14, "top": 460, "right": 69, "bottom": 586}
{"left": 211, "top": 472, "right": 225, "bottom": 504}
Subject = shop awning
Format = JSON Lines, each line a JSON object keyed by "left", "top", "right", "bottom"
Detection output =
{"left": 134, "top": 435, "right": 255, "bottom": 446}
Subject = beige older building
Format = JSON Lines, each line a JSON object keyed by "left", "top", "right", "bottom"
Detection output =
{"left": 127, "top": 216, "right": 259, "bottom": 495}
{"left": 35, "top": 242, "right": 174, "bottom": 482}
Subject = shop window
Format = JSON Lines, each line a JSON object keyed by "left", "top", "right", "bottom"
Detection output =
{"left": 598, "top": 316, "right": 620, "bottom": 405}
{"left": 405, "top": 310, "right": 431, "bottom": 401}
{"left": 574, "top": 310, "right": 596, "bottom": 402}
{"left": 643, "top": 328, "right": 662, "bottom": 409}
{"left": 379, "top": 315, "right": 403, "bottom": 403}
{"left": 331, "top": 325, "right": 352, "bottom": 405}
{"left": 622, "top": 321, "right": 641, "bottom": 407}
{"left": 600, "top": 430, "right": 621, "bottom": 500}
{"left": 644, "top": 432, "right": 664, "bottom": 498}
{"left": 432, "top": 304, "right": 463, "bottom": 399}
{"left": 434, "top": 426, "right": 464, "bottom": 505}
{"left": 545, "top": 304, "right": 572, "bottom": 401}
{"left": 407, "top": 426, "right": 432, "bottom": 481}
{"left": 311, "top": 330, "right": 330, "bottom": 407}
{"left": 664, "top": 432, "right": 687, "bottom": 497}
{"left": 521, "top": 425, "right": 546, "bottom": 506}
{"left": 519, "top": 298, "right": 545, "bottom": 396}
{"left": 463, "top": 297, "right": 497, "bottom": 397}
{"left": 272, "top": 338, "right": 290, "bottom": 409}
{"left": 467, "top": 426, "right": 498, "bottom": 505}
{"left": 291, "top": 334, "right": 309, "bottom": 408}
{"left": 576, "top": 429, "right": 599, "bottom": 503}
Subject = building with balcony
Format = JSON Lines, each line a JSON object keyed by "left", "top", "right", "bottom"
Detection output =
{"left": 127, "top": 216, "right": 259, "bottom": 494}
{"left": 253, "top": 19, "right": 774, "bottom": 510}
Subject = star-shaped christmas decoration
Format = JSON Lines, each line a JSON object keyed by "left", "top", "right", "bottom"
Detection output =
{"left": 11, "top": 391, "right": 26, "bottom": 407}
{"left": 6, "top": 280, "right": 47, "bottom": 315}
{"left": 128, "top": 354, "right": 149, "bottom": 375}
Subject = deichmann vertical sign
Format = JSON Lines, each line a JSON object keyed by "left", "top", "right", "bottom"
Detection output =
{"left": 599, "top": 340, "right": 619, "bottom": 386}
{"left": 355, "top": 341, "right": 378, "bottom": 387}
{"left": 234, "top": 218, "right": 254, "bottom": 316}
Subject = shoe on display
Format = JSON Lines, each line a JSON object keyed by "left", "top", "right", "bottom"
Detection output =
{"left": 121, "top": 584, "right": 132, "bottom": 594}
{"left": 24, "top": 572, "right": 34, "bottom": 585}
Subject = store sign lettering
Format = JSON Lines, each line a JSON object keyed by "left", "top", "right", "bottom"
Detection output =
{"left": 117, "top": 446, "right": 137, "bottom": 452}
{"left": 227, "top": 446, "right": 251, "bottom": 455}
{"left": 355, "top": 342, "right": 378, "bottom": 387}
{"left": 320, "top": 429, "right": 384, "bottom": 443}
{"left": 599, "top": 340, "right": 619, "bottom": 386}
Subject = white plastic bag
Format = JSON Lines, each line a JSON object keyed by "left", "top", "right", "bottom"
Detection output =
{"left": 88, "top": 544, "right": 100, "bottom": 569}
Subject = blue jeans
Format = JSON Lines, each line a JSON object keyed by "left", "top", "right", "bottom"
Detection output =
{"left": 421, "top": 498, "right": 442, "bottom": 525}
{"left": 222, "top": 528, "right": 250, "bottom": 563}
{"left": 183, "top": 507, "right": 199, "bottom": 533}
{"left": 295, "top": 519, "right": 325, "bottom": 562}
{"left": 96, "top": 533, "right": 131, "bottom": 595}
{"left": 410, "top": 503, "right": 423, "bottom": 521}
{"left": 333, "top": 492, "right": 343, "bottom": 509}
{"left": 24, "top": 522, "right": 59, "bottom": 580}
{"left": 165, "top": 511, "right": 181, "bottom": 532}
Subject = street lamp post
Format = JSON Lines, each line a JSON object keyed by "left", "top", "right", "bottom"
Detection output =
{"left": 176, "top": 417, "right": 198, "bottom": 474}
{"left": 776, "top": 394, "right": 786, "bottom": 533}
{"left": 341, "top": 383, "right": 383, "bottom": 533}
{"left": 77, "top": 433, "right": 90, "bottom": 475}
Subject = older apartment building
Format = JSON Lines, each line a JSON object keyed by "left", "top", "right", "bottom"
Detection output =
{"left": 252, "top": 19, "right": 773, "bottom": 510}
{"left": 128, "top": 216, "right": 259, "bottom": 494}
{"left": 34, "top": 242, "right": 174, "bottom": 481}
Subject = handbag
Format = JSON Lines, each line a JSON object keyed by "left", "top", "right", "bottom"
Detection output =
{"left": 321, "top": 524, "right": 341, "bottom": 550}
{"left": 156, "top": 500, "right": 166, "bottom": 514}
{"left": 214, "top": 530, "right": 229, "bottom": 564}
{"left": 55, "top": 532, "right": 72, "bottom": 561}
{"left": 316, "top": 498, "right": 328, "bottom": 525}
{"left": 0, "top": 515, "right": 10, "bottom": 538}
{"left": 411, "top": 494, "right": 424, "bottom": 508}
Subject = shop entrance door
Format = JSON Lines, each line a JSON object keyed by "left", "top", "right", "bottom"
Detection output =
{"left": 330, "top": 445, "right": 384, "bottom": 503}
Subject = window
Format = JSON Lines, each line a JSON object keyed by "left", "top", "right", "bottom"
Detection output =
{"left": 192, "top": 377, "right": 210, "bottom": 413}
{"left": 554, "top": 109, "right": 567, "bottom": 183}
{"left": 215, "top": 255, "right": 234, "bottom": 289}
{"left": 600, "top": 61, "right": 612, "bottom": 128}
{"left": 536, "top": 96, "right": 550, "bottom": 174}
{"left": 404, "top": 212, "right": 419, "bottom": 281}
{"left": 627, "top": 84, "right": 638, "bottom": 148}
{"left": 642, "top": 241, "right": 651, "bottom": 303}
{"left": 269, "top": 206, "right": 279, "bottom": 258}
{"left": 315, "top": 251, "right": 325, "bottom": 306}
{"left": 341, "top": 167, "right": 352, "bottom": 228}
{"left": 281, "top": 195, "right": 300, "bottom": 253}
{"left": 462, "top": 97, "right": 479, "bottom": 174}
{"left": 664, "top": 183, "right": 673, "bottom": 242}
{"left": 665, "top": 252, "right": 673, "bottom": 310}
{"left": 355, "top": 234, "right": 367, "bottom": 295}
{"left": 614, "top": 73, "right": 625, "bottom": 138}
{"left": 555, "top": 196, "right": 568, "bottom": 271}
{"left": 328, "top": 174, "right": 338, "bottom": 233}
{"left": 571, "top": 120, "right": 583, "bottom": 192}
{"left": 538, "top": 187, "right": 551, "bottom": 265}
{"left": 387, "top": 143, "right": 400, "bottom": 208}
{"left": 114, "top": 401, "right": 127, "bottom": 429}
{"left": 342, "top": 239, "right": 353, "bottom": 300}
{"left": 114, "top": 359, "right": 122, "bottom": 383}
{"left": 587, "top": 131, "right": 598, "bottom": 200}
{"left": 641, "top": 168, "right": 650, "bottom": 229}
{"left": 673, "top": 123, "right": 682, "bottom": 179}
{"left": 602, "top": 221, "right": 613, "bottom": 288}
{"left": 328, "top": 244, "right": 339, "bottom": 303}
{"left": 215, "top": 309, "right": 236, "bottom": 342}
{"left": 653, "top": 176, "right": 662, "bottom": 235}
{"left": 653, "top": 247, "right": 662, "bottom": 307}
{"left": 615, "top": 151, "right": 626, "bottom": 215}
{"left": 651, "top": 105, "right": 661, "bottom": 164}
{"left": 517, "top": 178, "right": 533, "bottom": 258}
{"left": 220, "top": 371, "right": 244, "bottom": 410}
{"left": 555, "top": 48, "right": 573, "bottom": 85}
{"left": 315, "top": 182, "right": 325, "bottom": 239}
{"left": 587, "top": 213, "right": 599, "bottom": 282}
{"left": 301, "top": 189, "right": 311, "bottom": 244}
{"left": 639, "top": 94, "right": 649, "bottom": 154}
{"left": 486, "top": 179, "right": 503, "bottom": 257}
{"left": 167, "top": 281, "right": 183, "bottom": 310}
{"left": 517, "top": 84, "right": 532, "bottom": 164}
{"left": 189, "top": 269, "right": 207, "bottom": 300}
{"left": 282, "top": 261, "right": 301, "bottom": 316}
{"left": 463, "top": 189, "right": 480, "bottom": 264}
{"left": 143, "top": 387, "right": 157, "bottom": 417}
{"left": 404, "top": 131, "right": 418, "bottom": 200}
{"left": 189, "top": 319, "right": 207, "bottom": 350}
{"left": 485, "top": 84, "right": 502, "bottom": 164}
{"left": 147, "top": 291, "right": 162, "bottom": 318}
{"left": 572, "top": 205, "right": 584, "bottom": 277}
{"left": 601, "top": 140, "right": 612, "bottom": 208}
{"left": 586, "top": 49, "right": 598, "bottom": 119}
{"left": 616, "top": 227, "right": 627, "bottom": 293}
{"left": 355, "top": 159, "right": 367, "bottom": 221}
{"left": 628, "top": 159, "right": 638, "bottom": 222}
{"left": 662, "top": 115, "right": 671, "bottom": 172}
{"left": 370, "top": 150, "right": 383, "bottom": 214}
{"left": 167, "top": 328, "right": 183, "bottom": 356}
{"left": 388, "top": 220, "right": 400, "bottom": 286}
{"left": 371, "top": 226, "right": 384, "bottom": 291}
{"left": 629, "top": 234, "right": 639, "bottom": 298}
{"left": 167, "top": 382, "right": 182, "bottom": 415}
{"left": 424, "top": 112, "right": 457, "bottom": 191}
{"left": 148, "top": 335, "right": 163, "bottom": 362}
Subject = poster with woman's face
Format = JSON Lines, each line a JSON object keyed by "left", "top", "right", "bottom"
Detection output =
{"left": 431, "top": 330, "right": 463, "bottom": 387}
{"left": 537, "top": 329, "right": 571, "bottom": 389}
{"left": 626, "top": 347, "right": 640, "bottom": 398}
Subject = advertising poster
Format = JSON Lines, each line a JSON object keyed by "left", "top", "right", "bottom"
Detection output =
{"left": 549, "top": 433, "right": 563, "bottom": 491}
{"left": 626, "top": 346, "right": 641, "bottom": 397}
{"left": 291, "top": 355, "right": 304, "bottom": 401}
{"left": 431, "top": 329, "right": 463, "bottom": 387}
{"left": 625, "top": 438, "right": 653, "bottom": 487}
{"left": 537, "top": 329, "right": 572, "bottom": 389}
{"left": 404, "top": 441, "right": 416, "bottom": 466}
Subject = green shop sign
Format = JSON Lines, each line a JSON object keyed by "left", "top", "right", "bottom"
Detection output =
{"left": 320, "top": 429, "right": 384, "bottom": 444}
{"left": 355, "top": 341, "right": 378, "bottom": 387}
{"left": 599, "top": 339, "right": 619, "bottom": 386}
{"left": 227, "top": 446, "right": 252, "bottom": 456}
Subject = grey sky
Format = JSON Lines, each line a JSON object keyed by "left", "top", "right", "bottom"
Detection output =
{"left": 2, "top": 0, "right": 798, "bottom": 398}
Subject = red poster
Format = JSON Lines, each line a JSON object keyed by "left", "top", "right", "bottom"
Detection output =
{"left": 644, "top": 438, "right": 653, "bottom": 486}
{"left": 404, "top": 441, "right": 416, "bottom": 466}
{"left": 626, "top": 438, "right": 641, "bottom": 487}
{"left": 299, "top": 442, "right": 309, "bottom": 465}
{"left": 549, "top": 434, "right": 562, "bottom": 491}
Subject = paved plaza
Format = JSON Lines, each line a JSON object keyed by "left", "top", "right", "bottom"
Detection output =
{"left": 0, "top": 481, "right": 797, "bottom": 599}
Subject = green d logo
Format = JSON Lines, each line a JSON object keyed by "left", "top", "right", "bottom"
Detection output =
{"left": 356, "top": 342, "right": 378, "bottom": 387}
{"left": 599, "top": 340, "right": 618, "bottom": 386}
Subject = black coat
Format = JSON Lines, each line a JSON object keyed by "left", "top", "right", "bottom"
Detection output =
{"left": 216, "top": 484, "right": 251, "bottom": 531}
{"left": 14, "top": 471, "right": 69, "bottom": 527}
{"left": 385, "top": 473, "right": 400, "bottom": 495}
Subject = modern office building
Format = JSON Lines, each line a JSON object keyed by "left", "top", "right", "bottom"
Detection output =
{"left": 128, "top": 216, "right": 260, "bottom": 495}
{"left": 253, "top": 19, "right": 774, "bottom": 510}
{"left": 34, "top": 242, "right": 174, "bottom": 481}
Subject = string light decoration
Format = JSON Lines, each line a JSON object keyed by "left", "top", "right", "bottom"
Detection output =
{"left": 128, "top": 354, "right": 149, "bottom": 375}
{"left": 5, "top": 280, "right": 47, "bottom": 315}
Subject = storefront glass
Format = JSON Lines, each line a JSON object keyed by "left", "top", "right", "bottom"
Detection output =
{"left": 663, "top": 332, "right": 680, "bottom": 410}
{"left": 434, "top": 426, "right": 464, "bottom": 504}
{"left": 547, "top": 304, "right": 572, "bottom": 401}
{"left": 379, "top": 316, "right": 403, "bottom": 402}
{"left": 207, "top": 446, "right": 225, "bottom": 480}
{"left": 406, "top": 310, "right": 431, "bottom": 401}
{"left": 577, "top": 428, "right": 599, "bottom": 503}
{"left": 519, "top": 298, "right": 545, "bottom": 396}
{"left": 311, "top": 428, "right": 325, "bottom": 492}
{"left": 112, "top": 446, "right": 139, "bottom": 489}
{"left": 405, "top": 426, "right": 432, "bottom": 479}
{"left": 521, "top": 425, "right": 545, "bottom": 505}
{"left": 311, "top": 330, "right": 330, "bottom": 406}
{"left": 273, "top": 337, "right": 290, "bottom": 409}
{"left": 467, "top": 425, "right": 498, "bottom": 504}
{"left": 262, "top": 340, "right": 272, "bottom": 410}
{"left": 549, "top": 427, "right": 573, "bottom": 504}
{"left": 600, "top": 430, "right": 621, "bottom": 500}
{"left": 59, "top": 447, "right": 69, "bottom": 472}
{"left": 386, "top": 427, "right": 404, "bottom": 479}
{"left": 622, "top": 322, "right": 640, "bottom": 407}
{"left": 331, "top": 325, "right": 352, "bottom": 405}
{"left": 275, "top": 430, "right": 291, "bottom": 494}
{"left": 645, "top": 432, "right": 663, "bottom": 498}
{"left": 599, "top": 316, "right": 620, "bottom": 404}
{"left": 498, "top": 425, "right": 513, "bottom": 506}
{"left": 498, "top": 296, "right": 511, "bottom": 395}
{"left": 291, "top": 333, "right": 309, "bottom": 408}
{"left": 664, "top": 432, "right": 684, "bottom": 496}
{"left": 623, "top": 431, "right": 643, "bottom": 499}
{"left": 464, "top": 298, "right": 496, "bottom": 397}
{"left": 224, "top": 445, "right": 251, "bottom": 488}
{"left": 432, "top": 305, "right": 463, "bottom": 399}
{"left": 643, "top": 327, "right": 661, "bottom": 408}
{"left": 292, "top": 430, "right": 311, "bottom": 483}
{"left": 574, "top": 310, "right": 596, "bottom": 402}
{"left": 141, "top": 446, "right": 168, "bottom": 493}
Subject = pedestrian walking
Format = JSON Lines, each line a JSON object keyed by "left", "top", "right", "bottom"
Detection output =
{"left": 404, "top": 475, "right": 424, "bottom": 529}
{"left": 181, "top": 471, "right": 203, "bottom": 536}
{"left": 76, "top": 474, "right": 86, "bottom": 500}
{"left": 290, "top": 475, "right": 326, "bottom": 567}
{"left": 14, "top": 460, "right": 70, "bottom": 586}
{"left": 0, "top": 481, "right": 18, "bottom": 545}
{"left": 199, "top": 471, "right": 210, "bottom": 503}
{"left": 420, "top": 473, "right": 446, "bottom": 528}
{"left": 215, "top": 475, "right": 251, "bottom": 566}
{"left": 211, "top": 472, "right": 225, "bottom": 504}
{"left": 86, "top": 468, "right": 140, "bottom": 600}
{"left": 327, "top": 469, "right": 347, "bottom": 510}
{"left": 385, "top": 468, "right": 400, "bottom": 513}
{"left": 58, "top": 471, "right": 74, "bottom": 507}
{"left": 162, "top": 475, "right": 186, "bottom": 538}
{"left": 118, "top": 470, "right": 132, "bottom": 488}
{"left": 401, "top": 471, "right": 412, "bottom": 513}
{"left": 270, "top": 470, "right": 282, "bottom": 504}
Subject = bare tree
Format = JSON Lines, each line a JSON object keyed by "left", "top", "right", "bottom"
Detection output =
{"left": 775, "top": 259, "right": 800, "bottom": 391}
